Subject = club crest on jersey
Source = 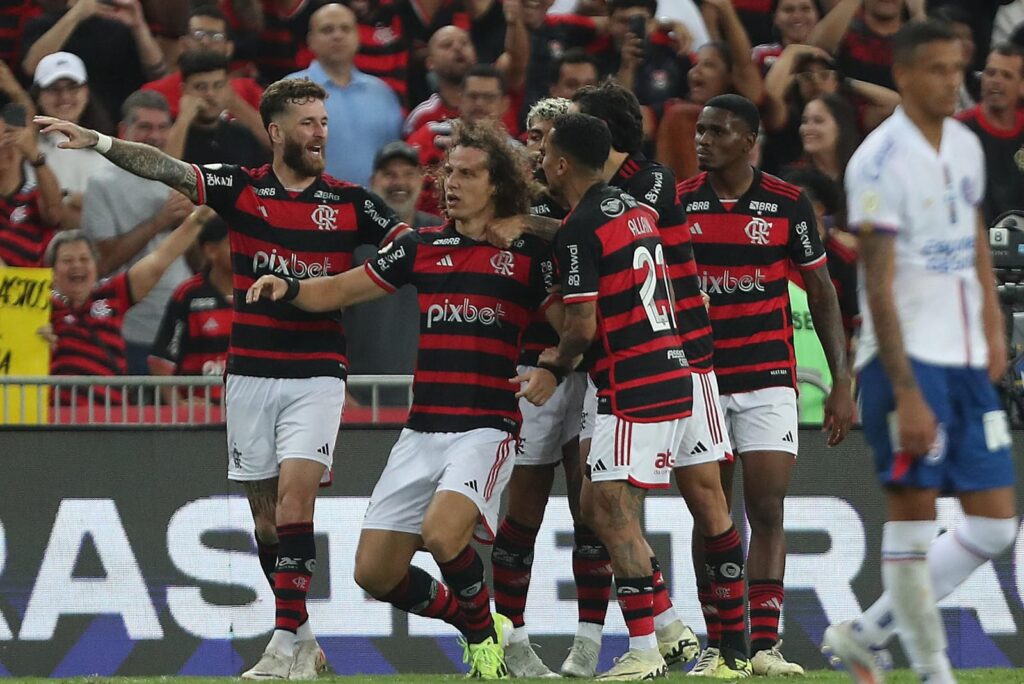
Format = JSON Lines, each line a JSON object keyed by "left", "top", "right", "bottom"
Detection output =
{"left": 311, "top": 204, "right": 338, "bottom": 231}
{"left": 744, "top": 217, "right": 772, "bottom": 245}
{"left": 490, "top": 250, "right": 515, "bottom": 276}
{"left": 90, "top": 299, "right": 113, "bottom": 319}
{"left": 600, "top": 197, "right": 625, "bottom": 217}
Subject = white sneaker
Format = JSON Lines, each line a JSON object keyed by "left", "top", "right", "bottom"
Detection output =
{"left": 505, "top": 639, "right": 560, "bottom": 678}
{"left": 657, "top": 620, "right": 699, "bottom": 666}
{"left": 596, "top": 648, "right": 667, "bottom": 681}
{"left": 242, "top": 650, "right": 293, "bottom": 680}
{"left": 821, "top": 622, "right": 885, "bottom": 684}
{"left": 288, "top": 640, "right": 327, "bottom": 680}
{"left": 751, "top": 641, "right": 804, "bottom": 676}
{"left": 686, "top": 647, "right": 720, "bottom": 677}
{"left": 561, "top": 636, "right": 601, "bottom": 678}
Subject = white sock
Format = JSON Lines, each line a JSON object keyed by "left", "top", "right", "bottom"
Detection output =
{"left": 509, "top": 625, "right": 530, "bottom": 645}
{"left": 653, "top": 606, "right": 679, "bottom": 632}
{"left": 576, "top": 621, "right": 603, "bottom": 645}
{"left": 881, "top": 521, "right": 953, "bottom": 680}
{"left": 267, "top": 628, "right": 296, "bottom": 656}
{"left": 629, "top": 632, "right": 657, "bottom": 652}
{"left": 296, "top": 620, "right": 314, "bottom": 642}
{"left": 856, "top": 515, "right": 1019, "bottom": 648}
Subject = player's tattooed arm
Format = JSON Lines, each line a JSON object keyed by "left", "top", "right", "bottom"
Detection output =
{"left": 104, "top": 139, "right": 200, "bottom": 203}
{"left": 486, "top": 214, "right": 561, "bottom": 247}
{"left": 545, "top": 301, "right": 596, "bottom": 370}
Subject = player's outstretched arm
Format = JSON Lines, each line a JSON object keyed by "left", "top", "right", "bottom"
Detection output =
{"left": 246, "top": 267, "right": 389, "bottom": 312}
{"left": 34, "top": 115, "right": 200, "bottom": 203}
{"left": 486, "top": 214, "right": 562, "bottom": 247}
{"left": 803, "top": 265, "right": 853, "bottom": 445}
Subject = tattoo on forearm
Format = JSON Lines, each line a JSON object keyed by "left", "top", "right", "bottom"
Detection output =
{"left": 558, "top": 302, "right": 595, "bottom": 362}
{"left": 525, "top": 215, "right": 561, "bottom": 242}
{"left": 105, "top": 138, "right": 199, "bottom": 202}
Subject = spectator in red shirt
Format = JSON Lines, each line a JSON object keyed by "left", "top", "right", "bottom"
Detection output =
{"left": 149, "top": 212, "right": 232, "bottom": 402}
{"left": 751, "top": 0, "right": 821, "bottom": 75}
{"left": 44, "top": 209, "right": 208, "bottom": 402}
{"left": 219, "top": 0, "right": 318, "bottom": 84}
{"left": 142, "top": 5, "right": 265, "bottom": 127}
{"left": 0, "top": 117, "right": 63, "bottom": 267}
{"left": 808, "top": 0, "right": 926, "bottom": 90}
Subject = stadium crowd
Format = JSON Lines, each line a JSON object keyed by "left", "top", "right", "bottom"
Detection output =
{"left": 1, "top": 0, "right": 1022, "bottom": 682}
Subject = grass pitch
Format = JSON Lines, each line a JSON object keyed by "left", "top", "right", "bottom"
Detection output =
{"left": 3, "top": 672, "right": 1022, "bottom": 683}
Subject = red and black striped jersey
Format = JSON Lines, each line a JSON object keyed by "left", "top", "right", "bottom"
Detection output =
{"left": 192, "top": 163, "right": 407, "bottom": 380}
{"left": 555, "top": 183, "right": 692, "bottom": 422}
{"left": 365, "top": 223, "right": 555, "bottom": 434}
{"left": 354, "top": 0, "right": 429, "bottom": 103}
{"left": 51, "top": 273, "right": 133, "bottom": 403}
{"left": 0, "top": 1, "right": 41, "bottom": 69}
{"left": 0, "top": 169, "right": 54, "bottom": 267}
{"left": 518, "top": 191, "right": 568, "bottom": 367}
{"left": 221, "top": 0, "right": 315, "bottom": 84}
{"left": 680, "top": 169, "right": 825, "bottom": 395}
{"left": 149, "top": 272, "right": 232, "bottom": 399}
{"left": 612, "top": 154, "right": 714, "bottom": 372}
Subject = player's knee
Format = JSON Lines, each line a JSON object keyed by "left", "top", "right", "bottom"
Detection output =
{"left": 353, "top": 555, "right": 396, "bottom": 598}
{"left": 962, "top": 515, "right": 1019, "bottom": 558}
{"left": 745, "top": 494, "right": 784, "bottom": 533}
{"left": 421, "top": 527, "right": 466, "bottom": 563}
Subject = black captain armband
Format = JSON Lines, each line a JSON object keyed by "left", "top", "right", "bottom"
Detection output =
{"left": 281, "top": 276, "right": 301, "bottom": 302}
{"left": 538, "top": 362, "right": 568, "bottom": 385}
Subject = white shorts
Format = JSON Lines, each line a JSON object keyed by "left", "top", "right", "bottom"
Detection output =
{"left": 362, "top": 428, "right": 518, "bottom": 544}
{"left": 588, "top": 414, "right": 689, "bottom": 488}
{"left": 579, "top": 375, "right": 599, "bottom": 443}
{"left": 225, "top": 374, "right": 345, "bottom": 482}
{"left": 720, "top": 386, "right": 799, "bottom": 456}
{"left": 680, "top": 370, "right": 733, "bottom": 464}
{"left": 516, "top": 367, "right": 587, "bottom": 466}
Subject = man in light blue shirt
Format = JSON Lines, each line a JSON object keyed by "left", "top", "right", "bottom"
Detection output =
{"left": 287, "top": 3, "right": 403, "bottom": 186}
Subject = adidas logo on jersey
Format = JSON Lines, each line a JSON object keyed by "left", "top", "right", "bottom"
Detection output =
{"left": 783, "top": 431, "right": 794, "bottom": 443}
{"left": 690, "top": 441, "right": 708, "bottom": 455}
{"left": 202, "top": 318, "right": 220, "bottom": 333}
{"left": 316, "top": 443, "right": 331, "bottom": 456}
{"left": 690, "top": 222, "right": 702, "bottom": 235}
{"left": 436, "top": 254, "right": 454, "bottom": 267}
{"left": 464, "top": 479, "right": 479, "bottom": 492}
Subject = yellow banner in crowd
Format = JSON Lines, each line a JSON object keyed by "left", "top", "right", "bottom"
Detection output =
{"left": 0, "top": 266, "right": 52, "bottom": 424}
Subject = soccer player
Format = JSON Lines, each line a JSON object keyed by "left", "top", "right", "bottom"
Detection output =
{"left": 822, "top": 20, "right": 1018, "bottom": 684}
{"left": 540, "top": 112, "right": 743, "bottom": 681}
{"left": 247, "top": 122, "right": 560, "bottom": 679}
{"left": 679, "top": 93, "right": 854, "bottom": 675}
{"left": 490, "top": 96, "right": 588, "bottom": 679}
{"left": 148, "top": 214, "right": 233, "bottom": 403}
{"left": 36, "top": 78, "right": 409, "bottom": 679}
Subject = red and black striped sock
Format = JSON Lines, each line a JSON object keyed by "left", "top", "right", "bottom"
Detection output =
{"left": 704, "top": 526, "right": 746, "bottom": 655}
{"left": 573, "top": 525, "right": 613, "bottom": 627}
{"left": 381, "top": 566, "right": 464, "bottom": 629}
{"left": 749, "top": 579, "right": 784, "bottom": 654}
{"left": 650, "top": 555, "right": 675, "bottom": 622}
{"left": 491, "top": 517, "right": 539, "bottom": 629}
{"left": 615, "top": 576, "right": 656, "bottom": 651}
{"left": 697, "top": 585, "right": 721, "bottom": 648}
{"left": 273, "top": 522, "right": 315, "bottom": 634}
{"left": 438, "top": 545, "right": 495, "bottom": 644}
{"left": 257, "top": 537, "right": 279, "bottom": 590}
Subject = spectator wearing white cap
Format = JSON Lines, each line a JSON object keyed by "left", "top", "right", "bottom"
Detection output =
{"left": 21, "top": 0, "right": 166, "bottom": 122}
{"left": 31, "top": 51, "right": 113, "bottom": 229}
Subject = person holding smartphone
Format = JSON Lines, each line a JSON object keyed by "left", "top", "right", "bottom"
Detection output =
{"left": 0, "top": 101, "right": 63, "bottom": 267}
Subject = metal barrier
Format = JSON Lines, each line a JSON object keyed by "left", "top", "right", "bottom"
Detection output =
{"left": 0, "top": 375, "right": 414, "bottom": 426}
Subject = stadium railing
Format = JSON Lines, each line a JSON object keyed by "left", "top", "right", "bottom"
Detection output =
{"left": 0, "top": 375, "right": 414, "bottom": 426}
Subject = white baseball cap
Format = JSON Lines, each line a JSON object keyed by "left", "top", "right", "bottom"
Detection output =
{"left": 34, "top": 52, "right": 88, "bottom": 88}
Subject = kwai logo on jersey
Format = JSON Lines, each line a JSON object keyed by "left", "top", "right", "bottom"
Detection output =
{"left": 311, "top": 204, "right": 338, "bottom": 231}
{"left": 699, "top": 268, "right": 766, "bottom": 294}
{"left": 253, "top": 250, "right": 332, "bottom": 278}
{"left": 490, "top": 250, "right": 515, "bottom": 277}
{"left": 744, "top": 217, "right": 772, "bottom": 245}
{"left": 426, "top": 297, "right": 506, "bottom": 328}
